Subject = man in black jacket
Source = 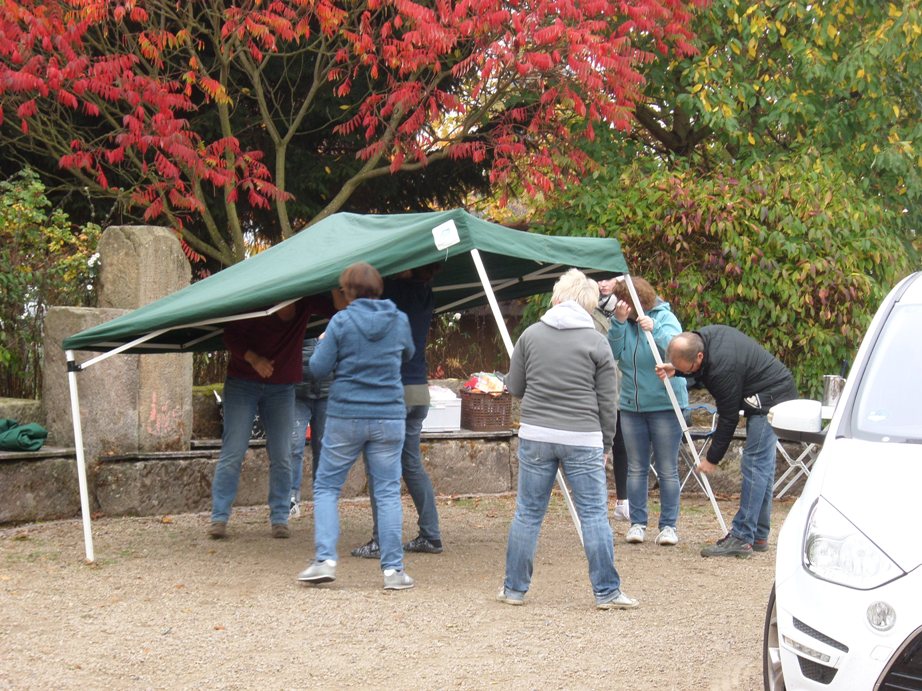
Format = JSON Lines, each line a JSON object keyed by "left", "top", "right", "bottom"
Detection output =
{"left": 657, "top": 326, "right": 798, "bottom": 558}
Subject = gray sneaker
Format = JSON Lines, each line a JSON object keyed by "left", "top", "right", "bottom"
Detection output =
{"left": 701, "top": 534, "right": 752, "bottom": 558}
{"left": 403, "top": 535, "right": 443, "bottom": 554}
{"left": 383, "top": 569, "right": 415, "bottom": 590}
{"left": 350, "top": 539, "right": 380, "bottom": 559}
{"left": 753, "top": 539, "right": 769, "bottom": 553}
{"left": 496, "top": 587, "right": 525, "bottom": 606}
{"left": 596, "top": 590, "right": 639, "bottom": 610}
{"left": 297, "top": 560, "right": 337, "bottom": 584}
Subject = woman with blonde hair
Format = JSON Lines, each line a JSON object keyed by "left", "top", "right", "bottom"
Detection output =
{"left": 499, "top": 268, "right": 637, "bottom": 610}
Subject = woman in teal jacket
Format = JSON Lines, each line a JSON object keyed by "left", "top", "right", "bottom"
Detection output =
{"left": 607, "top": 277, "right": 688, "bottom": 547}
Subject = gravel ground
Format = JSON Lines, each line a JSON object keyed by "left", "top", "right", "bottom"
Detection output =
{"left": 0, "top": 493, "right": 788, "bottom": 689}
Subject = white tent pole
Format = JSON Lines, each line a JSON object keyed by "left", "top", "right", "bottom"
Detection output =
{"left": 621, "top": 276, "right": 728, "bottom": 535}
{"left": 65, "top": 351, "right": 95, "bottom": 563}
{"left": 469, "top": 249, "right": 515, "bottom": 355}
{"left": 469, "top": 249, "right": 584, "bottom": 545}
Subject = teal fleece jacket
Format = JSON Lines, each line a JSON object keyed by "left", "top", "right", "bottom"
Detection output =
{"left": 607, "top": 300, "right": 688, "bottom": 413}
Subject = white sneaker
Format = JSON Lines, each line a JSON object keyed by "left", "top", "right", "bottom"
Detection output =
{"left": 655, "top": 526, "right": 678, "bottom": 546}
{"left": 596, "top": 591, "right": 639, "bottom": 610}
{"left": 383, "top": 569, "right": 415, "bottom": 590}
{"left": 289, "top": 498, "right": 301, "bottom": 519}
{"left": 297, "top": 559, "right": 336, "bottom": 584}
{"left": 625, "top": 524, "right": 646, "bottom": 544}
{"left": 613, "top": 500, "right": 630, "bottom": 522}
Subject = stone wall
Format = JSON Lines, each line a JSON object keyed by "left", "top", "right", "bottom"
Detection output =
{"left": 0, "top": 432, "right": 518, "bottom": 523}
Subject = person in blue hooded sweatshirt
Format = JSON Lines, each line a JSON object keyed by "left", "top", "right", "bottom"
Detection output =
{"left": 607, "top": 276, "right": 688, "bottom": 548}
{"left": 297, "top": 262, "right": 416, "bottom": 591}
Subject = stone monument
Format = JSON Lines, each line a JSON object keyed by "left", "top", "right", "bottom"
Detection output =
{"left": 43, "top": 226, "right": 193, "bottom": 460}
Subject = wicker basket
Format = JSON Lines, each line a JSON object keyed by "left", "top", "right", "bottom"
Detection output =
{"left": 459, "top": 389, "right": 512, "bottom": 431}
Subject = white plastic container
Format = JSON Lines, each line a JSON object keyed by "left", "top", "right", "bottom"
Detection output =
{"left": 422, "top": 386, "right": 462, "bottom": 432}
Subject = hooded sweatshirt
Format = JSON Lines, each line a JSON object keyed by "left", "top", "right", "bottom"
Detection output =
{"left": 506, "top": 300, "right": 617, "bottom": 449}
{"left": 607, "top": 299, "right": 688, "bottom": 413}
{"left": 309, "top": 298, "right": 414, "bottom": 420}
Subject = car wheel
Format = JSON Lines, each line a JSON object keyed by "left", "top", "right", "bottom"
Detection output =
{"left": 763, "top": 583, "right": 786, "bottom": 691}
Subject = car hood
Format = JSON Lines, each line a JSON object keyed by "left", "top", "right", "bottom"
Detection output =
{"left": 816, "top": 438, "right": 922, "bottom": 572}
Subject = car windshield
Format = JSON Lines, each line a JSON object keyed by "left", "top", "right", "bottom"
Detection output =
{"left": 852, "top": 303, "right": 922, "bottom": 443}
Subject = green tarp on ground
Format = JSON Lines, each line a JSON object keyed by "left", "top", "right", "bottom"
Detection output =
{"left": 63, "top": 209, "right": 627, "bottom": 354}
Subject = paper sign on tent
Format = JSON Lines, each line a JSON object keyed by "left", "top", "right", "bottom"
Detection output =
{"left": 432, "top": 219, "right": 460, "bottom": 249}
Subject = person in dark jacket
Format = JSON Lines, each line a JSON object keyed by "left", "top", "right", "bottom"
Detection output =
{"left": 351, "top": 263, "right": 444, "bottom": 559}
{"left": 288, "top": 335, "right": 333, "bottom": 518}
{"left": 657, "top": 326, "right": 798, "bottom": 558}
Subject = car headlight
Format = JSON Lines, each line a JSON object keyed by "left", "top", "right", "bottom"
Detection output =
{"left": 803, "top": 497, "right": 904, "bottom": 589}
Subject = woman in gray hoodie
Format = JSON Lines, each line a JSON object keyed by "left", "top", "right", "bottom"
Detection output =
{"left": 498, "top": 269, "right": 638, "bottom": 610}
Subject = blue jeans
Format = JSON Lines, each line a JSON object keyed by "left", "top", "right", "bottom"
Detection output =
{"left": 621, "top": 409, "right": 682, "bottom": 530}
{"left": 211, "top": 377, "right": 294, "bottom": 525}
{"left": 313, "top": 417, "right": 406, "bottom": 570}
{"left": 367, "top": 404, "right": 441, "bottom": 542}
{"left": 731, "top": 414, "right": 777, "bottom": 544}
{"left": 290, "top": 396, "right": 328, "bottom": 501}
{"left": 504, "top": 438, "right": 622, "bottom": 603}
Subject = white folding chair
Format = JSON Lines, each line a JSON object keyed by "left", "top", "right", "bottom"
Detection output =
{"left": 773, "top": 441, "right": 820, "bottom": 499}
{"left": 680, "top": 403, "right": 718, "bottom": 492}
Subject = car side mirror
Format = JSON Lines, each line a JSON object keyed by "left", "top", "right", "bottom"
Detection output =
{"left": 768, "top": 399, "right": 828, "bottom": 445}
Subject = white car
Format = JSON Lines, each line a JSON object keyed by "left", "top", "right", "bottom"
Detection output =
{"left": 763, "top": 271, "right": 922, "bottom": 690}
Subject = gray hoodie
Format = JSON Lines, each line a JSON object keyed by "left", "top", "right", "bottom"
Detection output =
{"left": 506, "top": 301, "right": 617, "bottom": 448}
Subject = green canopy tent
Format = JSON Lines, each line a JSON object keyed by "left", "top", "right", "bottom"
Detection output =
{"left": 63, "top": 209, "right": 628, "bottom": 354}
{"left": 62, "top": 209, "right": 723, "bottom": 562}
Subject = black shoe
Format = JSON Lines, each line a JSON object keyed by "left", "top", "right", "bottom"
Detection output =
{"left": 752, "top": 539, "right": 769, "bottom": 553}
{"left": 403, "top": 535, "right": 443, "bottom": 554}
{"left": 350, "top": 539, "right": 380, "bottom": 559}
{"left": 701, "top": 533, "right": 752, "bottom": 558}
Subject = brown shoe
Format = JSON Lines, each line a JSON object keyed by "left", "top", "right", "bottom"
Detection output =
{"left": 208, "top": 521, "right": 227, "bottom": 539}
{"left": 271, "top": 523, "right": 290, "bottom": 539}
{"left": 753, "top": 539, "right": 769, "bottom": 553}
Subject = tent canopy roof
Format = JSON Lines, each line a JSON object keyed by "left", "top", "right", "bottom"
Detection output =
{"left": 63, "top": 209, "right": 627, "bottom": 354}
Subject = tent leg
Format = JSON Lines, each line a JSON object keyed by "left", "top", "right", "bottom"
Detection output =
{"left": 621, "top": 277, "right": 728, "bottom": 536}
{"left": 66, "top": 351, "right": 95, "bottom": 563}
{"left": 469, "top": 249, "right": 585, "bottom": 546}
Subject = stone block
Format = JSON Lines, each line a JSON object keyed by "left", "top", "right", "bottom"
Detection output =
{"left": 0, "top": 398, "right": 44, "bottom": 427}
{"left": 44, "top": 306, "right": 193, "bottom": 457}
{"left": 426, "top": 438, "right": 513, "bottom": 495}
{"left": 138, "top": 353, "right": 192, "bottom": 452}
{"left": 0, "top": 456, "right": 80, "bottom": 523}
{"left": 43, "top": 307, "right": 139, "bottom": 460}
{"left": 97, "top": 226, "right": 191, "bottom": 309}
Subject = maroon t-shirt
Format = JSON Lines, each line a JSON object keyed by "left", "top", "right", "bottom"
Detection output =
{"left": 223, "top": 295, "right": 334, "bottom": 384}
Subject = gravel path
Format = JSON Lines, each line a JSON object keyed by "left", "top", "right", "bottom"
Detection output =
{"left": 0, "top": 494, "right": 786, "bottom": 689}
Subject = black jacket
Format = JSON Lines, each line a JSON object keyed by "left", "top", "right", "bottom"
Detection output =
{"left": 294, "top": 337, "right": 333, "bottom": 399}
{"left": 680, "top": 325, "right": 798, "bottom": 464}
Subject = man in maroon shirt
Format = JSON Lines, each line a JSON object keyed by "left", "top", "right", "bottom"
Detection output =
{"left": 209, "top": 295, "right": 335, "bottom": 539}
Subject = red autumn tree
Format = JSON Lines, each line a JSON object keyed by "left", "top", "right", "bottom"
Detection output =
{"left": 0, "top": 0, "right": 706, "bottom": 266}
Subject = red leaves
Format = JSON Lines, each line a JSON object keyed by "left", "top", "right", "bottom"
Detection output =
{"left": 1, "top": 0, "right": 704, "bottom": 243}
